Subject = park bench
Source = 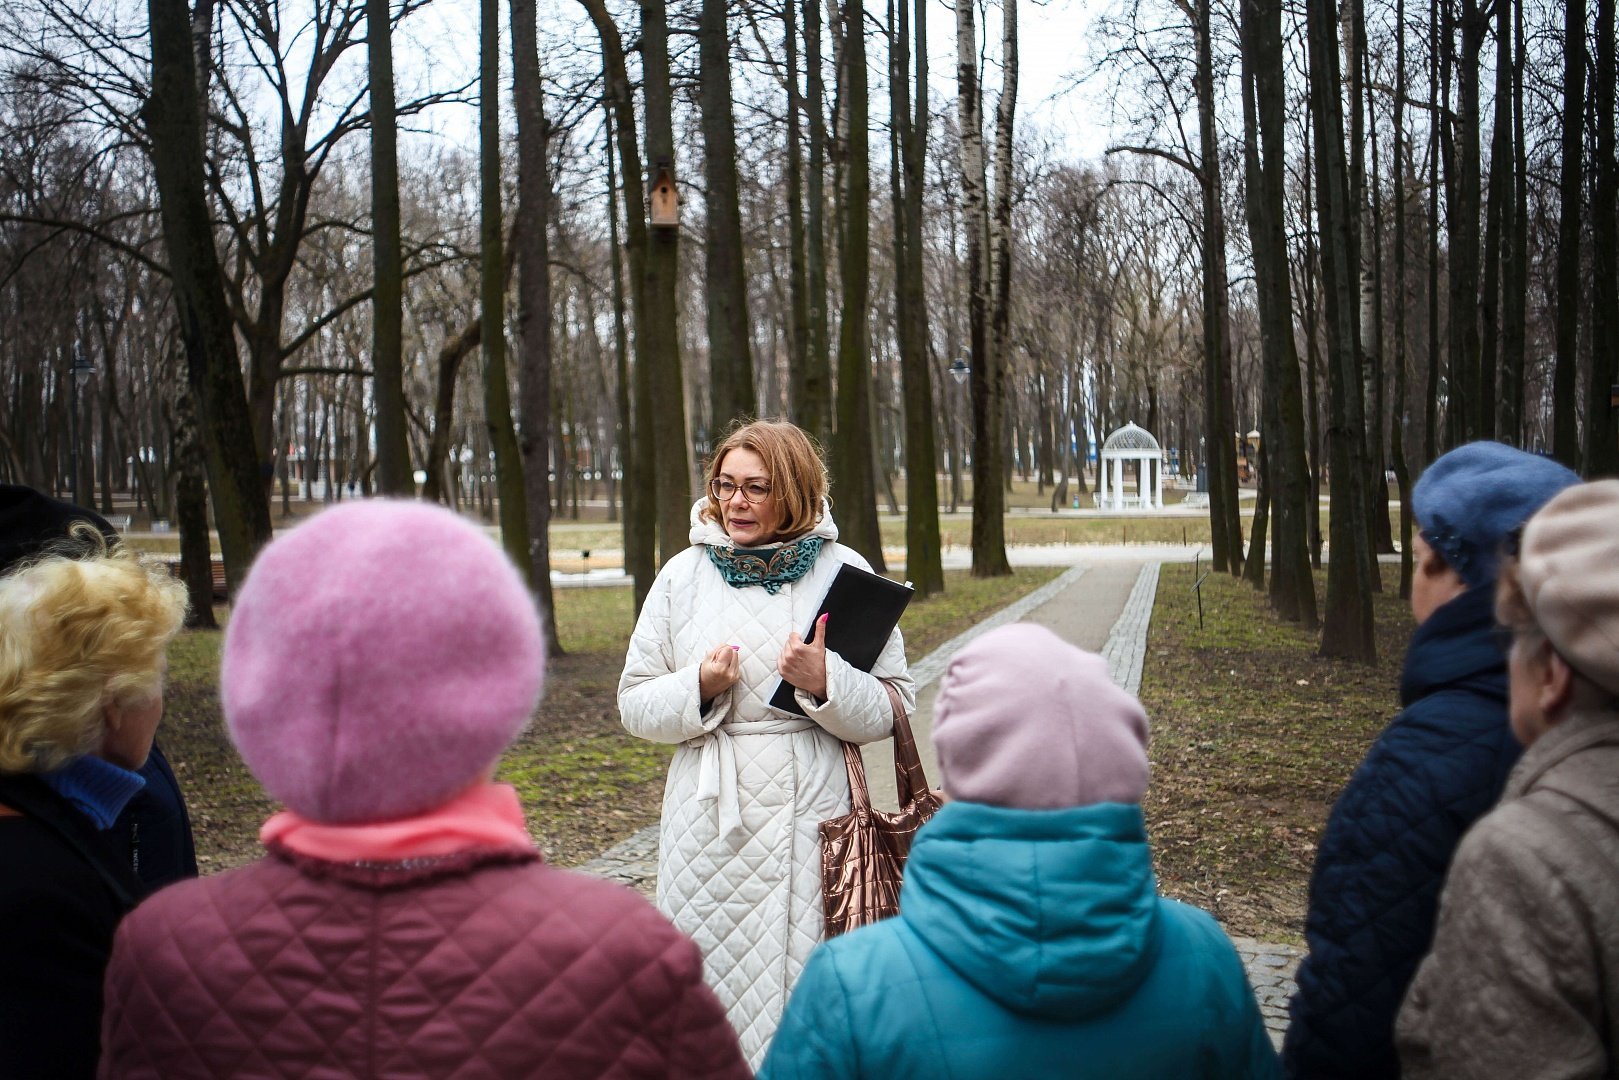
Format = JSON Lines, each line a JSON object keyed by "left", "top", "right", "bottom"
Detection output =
{"left": 164, "top": 557, "right": 229, "bottom": 601}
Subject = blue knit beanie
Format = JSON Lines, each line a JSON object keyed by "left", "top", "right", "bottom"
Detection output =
{"left": 1412, "top": 442, "right": 1580, "bottom": 588}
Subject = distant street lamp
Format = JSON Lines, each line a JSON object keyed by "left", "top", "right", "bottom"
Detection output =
{"left": 948, "top": 358, "right": 970, "bottom": 385}
{"left": 68, "top": 347, "right": 97, "bottom": 507}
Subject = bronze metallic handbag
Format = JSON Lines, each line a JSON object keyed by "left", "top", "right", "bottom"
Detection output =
{"left": 820, "top": 682, "right": 943, "bottom": 938}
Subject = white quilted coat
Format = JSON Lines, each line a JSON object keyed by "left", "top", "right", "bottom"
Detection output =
{"left": 619, "top": 501, "right": 915, "bottom": 1067}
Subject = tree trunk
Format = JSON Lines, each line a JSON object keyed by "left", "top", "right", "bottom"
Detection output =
{"left": 889, "top": 0, "right": 943, "bottom": 596}
{"left": 1587, "top": 0, "right": 1618, "bottom": 474}
{"left": 1425, "top": 0, "right": 1441, "bottom": 459}
{"left": 831, "top": 0, "right": 883, "bottom": 570}
{"left": 605, "top": 120, "right": 650, "bottom": 613}
{"left": 1448, "top": 0, "right": 1487, "bottom": 443}
{"left": 367, "top": 0, "right": 410, "bottom": 495}
{"left": 480, "top": 0, "right": 533, "bottom": 571}
{"left": 142, "top": 0, "right": 272, "bottom": 592}
{"left": 1240, "top": 0, "right": 1317, "bottom": 626}
{"left": 423, "top": 318, "right": 480, "bottom": 505}
{"left": 1196, "top": 0, "right": 1244, "bottom": 576}
{"left": 1553, "top": 0, "right": 1586, "bottom": 468}
{"left": 511, "top": 0, "right": 562, "bottom": 656}
{"left": 979, "top": 0, "right": 1016, "bottom": 579}
{"left": 1393, "top": 0, "right": 1414, "bottom": 598}
{"left": 1478, "top": 0, "right": 1510, "bottom": 445}
{"left": 1308, "top": 0, "right": 1377, "bottom": 661}
{"left": 580, "top": 0, "right": 658, "bottom": 608}
{"left": 699, "top": 0, "right": 755, "bottom": 434}
{"left": 640, "top": 0, "right": 694, "bottom": 565}
{"left": 1498, "top": 0, "right": 1528, "bottom": 441}
{"left": 799, "top": 0, "right": 833, "bottom": 447}
{"left": 784, "top": 0, "right": 810, "bottom": 421}
{"left": 173, "top": 383, "right": 217, "bottom": 629}
{"left": 958, "top": 0, "right": 1008, "bottom": 576}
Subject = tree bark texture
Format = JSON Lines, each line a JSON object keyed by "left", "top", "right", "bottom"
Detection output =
{"left": 1196, "top": 0, "right": 1244, "bottom": 576}
{"left": 958, "top": 0, "right": 1008, "bottom": 576}
{"left": 1240, "top": 0, "right": 1317, "bottom": 626}
{"left": 1307, "top": 0, "right": 1377, "bottom": 661}
{"left": 479, "top": 0, "right": 533, "bottom": 573}
{"left": 979, "top": 0, "right": 1015, "bottom": 578}
{"left": 699, "top": 0, "right": 755, "bottom": 435}
{"left": 1553, "top": 0, "right": 1585, "bottom": 468}
{"left": 640, "top": 0, "right": 694, "bottom": 565}
{"left": 784, "top": 0, "right": 810, "bottom": 419}
{"left": 143, "top": 0, "right": 272, "bottom": 591}
{"left": 890, "top": 0, "right": 942, "bottom": 597}
{"left": 831, "top": 0, "right": 884, "bottom": 571}
{"left": 581, "top": 0, "right": 657, "bottom": 607}
{"left": 798, "top": 0, "right": 833, "bottom": 448}
{"left": 511, "top": 0, "right": 562, "bottom": 655}
{"left": 1448, "top": 0, "right": 1487, "bottom": 443}
{"left": 367, "top": 0, "right": 410, "bottom": 495}
{"left": 1587, "top": 0, "right": 1618, "bottom": 474}
{"left": 173, "top": 383, "right": 218, "bottom": 629}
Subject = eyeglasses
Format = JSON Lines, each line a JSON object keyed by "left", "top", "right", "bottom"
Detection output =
{"left": 709, "top": 478, "right": 773, "bottom": 505}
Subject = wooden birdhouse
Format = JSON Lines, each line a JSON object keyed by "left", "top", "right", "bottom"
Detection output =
{"left": 649, "top": 163, "right": 680, "bottom": 229}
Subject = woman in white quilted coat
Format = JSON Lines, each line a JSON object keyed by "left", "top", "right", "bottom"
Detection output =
{"left": 619, "top": 419, "right": 915, "bottom": 1067}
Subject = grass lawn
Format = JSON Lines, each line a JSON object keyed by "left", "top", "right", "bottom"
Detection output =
{"left": 1138, "top": 564, "right": 1414, "bottom": 943}
{"left": 159, "top": 566, "right": 1060, "bottom": 872}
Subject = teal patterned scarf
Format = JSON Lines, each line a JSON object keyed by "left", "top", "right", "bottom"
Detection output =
{"left": 707, "top": 535, "right": 824, "bottom": 594}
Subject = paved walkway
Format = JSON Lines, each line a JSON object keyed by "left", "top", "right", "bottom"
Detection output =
{"left": 576, "top": 552, "right": 1301, "bottom": 1048}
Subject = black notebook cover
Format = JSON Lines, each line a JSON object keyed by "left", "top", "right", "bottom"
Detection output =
{"left": 769, "top": 562, "right": 914, "bottom": 716}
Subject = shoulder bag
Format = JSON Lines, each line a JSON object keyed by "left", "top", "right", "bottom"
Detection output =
{"left": 819, "top": 681, "right": 943, "bottom": 937}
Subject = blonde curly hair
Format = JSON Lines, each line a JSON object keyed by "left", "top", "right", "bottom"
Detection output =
{"left": 0, "top": 540, "right": 188, "bottom": 774}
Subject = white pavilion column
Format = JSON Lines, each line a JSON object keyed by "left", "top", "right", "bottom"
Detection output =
{"left": 1112, "top": 458, "right": 1123, "bottom": 510}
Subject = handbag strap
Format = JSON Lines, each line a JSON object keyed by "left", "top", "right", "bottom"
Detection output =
{"left": 881, "top": 682, "right": 931, "bottom": 807}
{"left": 841, "top": 681, "right": 933, "bottom": 813}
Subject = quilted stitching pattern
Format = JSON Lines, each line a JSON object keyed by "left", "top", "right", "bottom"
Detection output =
{"left": 619, "top": 515, "right": 915, "bottom": 1067}
{"left": 1285, "top": 587, "right": 1518, "bottom": 1078}
{"left": 100, "top": 856, "right": 749, "bottom": 1079}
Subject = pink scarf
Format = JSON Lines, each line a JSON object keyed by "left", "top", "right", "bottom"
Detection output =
{"left": 260, "top": 782, "right": 534, "bottom": 863}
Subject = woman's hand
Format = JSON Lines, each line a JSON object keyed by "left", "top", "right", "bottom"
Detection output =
{"left": 699, "top": 643, "right": 742, "bottom": 703}
{"left": 779, "top": 613, "right": 830, "bottom": 701}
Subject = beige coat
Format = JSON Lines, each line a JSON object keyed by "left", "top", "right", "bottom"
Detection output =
{"left": 1397, "top": 706, "right": 1619, "bottom": 1079}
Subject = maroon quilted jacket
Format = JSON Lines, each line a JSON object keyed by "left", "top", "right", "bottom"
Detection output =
{"left": 98, "top": 846, "right": 750, "bottom": 1079}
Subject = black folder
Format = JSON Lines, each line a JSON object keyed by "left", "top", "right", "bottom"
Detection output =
{"left": 769, "top": 562, "right": 915, "bottom": 716}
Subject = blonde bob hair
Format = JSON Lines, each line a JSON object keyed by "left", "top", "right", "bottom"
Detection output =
{"left": 0, "top": 542, "right": 188, "bottom": 774}
{"left": 700, "top": 419, "right": 829, "bottom": 542}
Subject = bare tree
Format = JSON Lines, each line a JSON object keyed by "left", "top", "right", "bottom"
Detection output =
{"left": 479, "top": 0, "right": 531, "bottom": 569}
{"left": 143, "top": 0, "right": 271, "bottom": 589}
{"left": 368, "top": 0, "right": 410, "bottom": 494}
{"left": 511, "top": 0, "right": 561, "bottom": 653}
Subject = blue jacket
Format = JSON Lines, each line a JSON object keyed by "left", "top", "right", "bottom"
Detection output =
{"left": 760, "top": 801, "right": 1279, "bottom": 1080}
{"left": 1284, "top": 585, "right": 1519, "bottom": 1078}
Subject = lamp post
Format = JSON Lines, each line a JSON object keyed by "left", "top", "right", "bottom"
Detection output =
{"left": 68, "top": 347, "right": 97, "bottom": 507}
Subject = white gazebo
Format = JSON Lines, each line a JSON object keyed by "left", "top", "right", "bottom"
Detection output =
{"left": 1098, "top": 422, "right": 1165, "bottom": 510}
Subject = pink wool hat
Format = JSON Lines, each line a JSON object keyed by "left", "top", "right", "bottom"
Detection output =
{"left": 222, "top": 501, "right": 545, "bottom": 824}
{"left": 932, "top": 623, "right": 1150, "bottom": 809}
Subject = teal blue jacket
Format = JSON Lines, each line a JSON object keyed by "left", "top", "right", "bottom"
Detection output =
{"left": 760, "top": 801, "right": 1280, "bottom": 1080}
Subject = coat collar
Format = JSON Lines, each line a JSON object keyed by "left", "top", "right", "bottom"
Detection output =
{"left": 1400, "top": 585, "right": 1507, "bottom": 708}
{"left": 1503, "top": 706, "right": 1619, "bottom": 801}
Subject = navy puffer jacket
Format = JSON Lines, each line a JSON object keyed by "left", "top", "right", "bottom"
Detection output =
{"left": 1284, "top": 585, "right": 1519, "bottom": 1078}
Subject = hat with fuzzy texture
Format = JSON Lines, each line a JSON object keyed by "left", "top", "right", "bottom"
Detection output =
{"left": 1515, "top": 480, "right": 1619, "bottom": 698}
{"left": 932, "top": 623, "right": 1150, "bottom": 809}
{"left": 1413, "top": 441, "right": 1580, "bottom": 589}
{"left": 222, "top": 501, "right": 545, "bottom": 824}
